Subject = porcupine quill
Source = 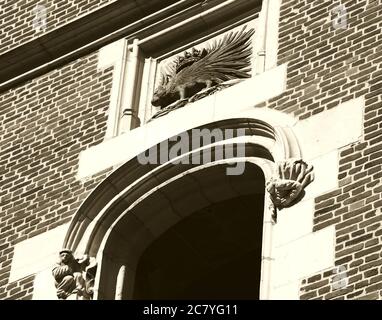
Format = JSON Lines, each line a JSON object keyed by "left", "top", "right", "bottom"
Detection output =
{"left": 151, "top": 26, "right": 255, "bottom": 109}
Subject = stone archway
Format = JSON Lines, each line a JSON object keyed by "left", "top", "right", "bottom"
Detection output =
{"left": 63, "top": 117, "right": 305, "bottom": 300}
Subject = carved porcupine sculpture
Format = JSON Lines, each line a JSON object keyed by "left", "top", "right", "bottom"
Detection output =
{"left": 151, "top": 26, "right": 255, "bottom": 109}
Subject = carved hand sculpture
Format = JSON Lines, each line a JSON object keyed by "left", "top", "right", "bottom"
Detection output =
{"left": 266, "top": 159, "right": 314, "bottom": 210}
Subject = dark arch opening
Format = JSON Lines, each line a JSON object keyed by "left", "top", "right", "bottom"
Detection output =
{"left": 133, "top": 194, "right": 264, "bottom": 299}
{"left": 131, "top": 162, "right": 265, "bottom": 299}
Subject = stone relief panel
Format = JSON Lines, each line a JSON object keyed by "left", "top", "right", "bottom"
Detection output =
{"left": 150, "top": 22, "right": 257, "bottom": 120}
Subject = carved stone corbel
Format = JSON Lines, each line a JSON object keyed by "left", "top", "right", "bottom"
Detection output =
{"left": 266, "top": 159, "right": 314, "bottom": 222}
{"left": 52, "top": 249, "right": 97, "bottom": 300}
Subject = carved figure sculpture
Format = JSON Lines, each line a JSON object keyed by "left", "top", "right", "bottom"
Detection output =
{"left": 151, "top": 26, "right": 255, "bottom": 113}
{"left": 52, "top": 249, "right": 96, "bottom": 300}
{"left": 266, "top": 159, "right": 314, "bottom": 211}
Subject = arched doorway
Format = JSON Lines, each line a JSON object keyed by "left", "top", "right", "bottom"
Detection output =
{"left": 132, "top": 163, "right": 265, "bottom": 299}
{"left": 63, "top": 116, "right": 303, "bottom": 299}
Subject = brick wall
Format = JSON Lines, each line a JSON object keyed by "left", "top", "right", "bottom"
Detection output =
{"left": 0, "top": 0, "right": 116, "bottom": 54}
{"left": 1, "top": 0, "right": 381, "bottom": 301}
{"left": 268, "top": 0, "right": 382, "bottom": 300}
{"left": 0, "top": 52, "right": 114, "bottom": 299}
